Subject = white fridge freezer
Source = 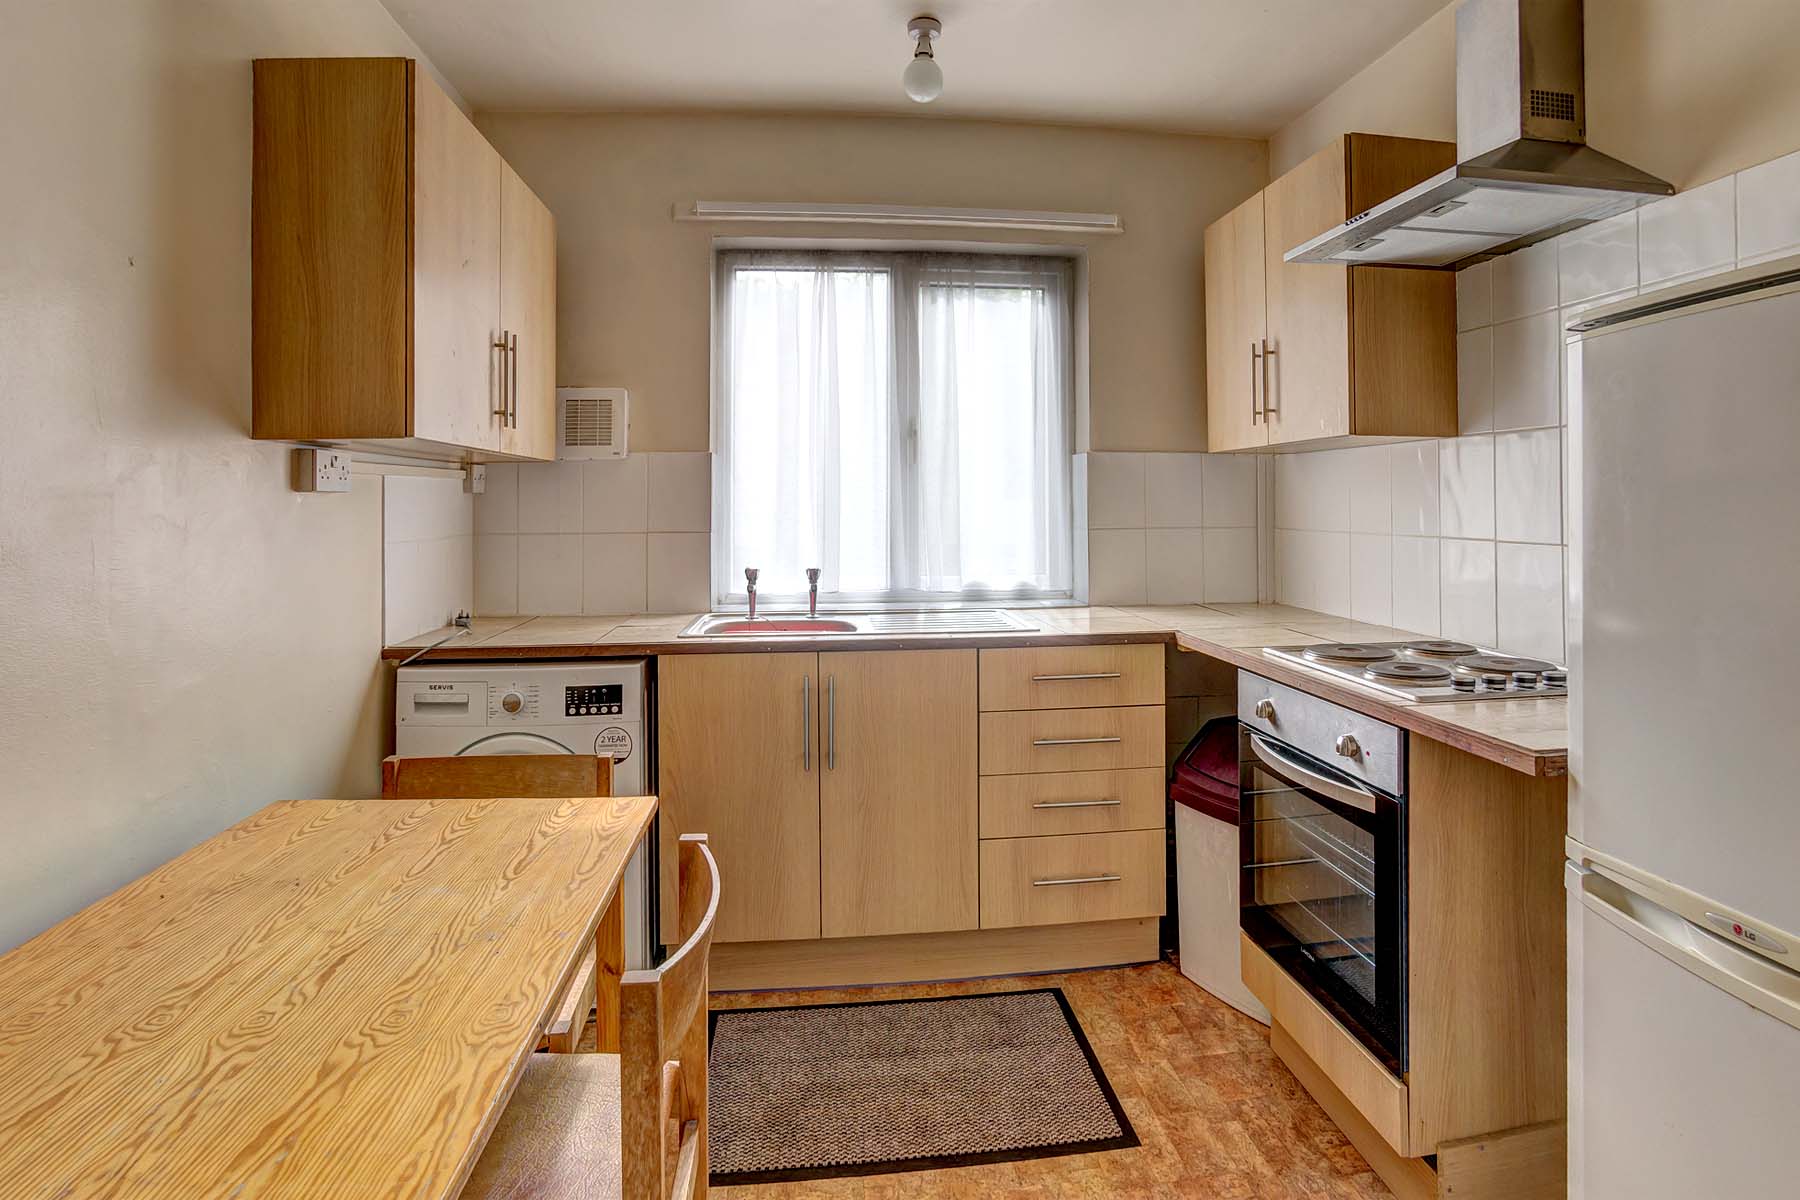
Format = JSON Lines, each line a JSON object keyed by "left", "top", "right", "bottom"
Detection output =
{"left": 1567, "top": 256, "right": 1800, "bottom": 1198}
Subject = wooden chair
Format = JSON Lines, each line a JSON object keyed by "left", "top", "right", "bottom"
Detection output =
{"left": 462, "top": 833, "right": 720, "bottom": 1200}
{"left": 381, "top": 753, "right": 612, "bottom": 1052}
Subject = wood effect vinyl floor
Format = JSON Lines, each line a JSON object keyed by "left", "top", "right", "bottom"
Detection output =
{"left": 700, "top": 960, "right": 1393, "bottom": 1200}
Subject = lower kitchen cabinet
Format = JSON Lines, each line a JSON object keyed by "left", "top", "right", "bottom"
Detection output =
{"left": 980, "top": 829, "right": 1166, "bottom": 929}
{"left": 658, "top": 652, "right": 820, "bottom": 944}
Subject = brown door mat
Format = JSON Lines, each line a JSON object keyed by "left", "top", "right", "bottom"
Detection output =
{"left": 707, "top": 987, "right": 1138, "bottom": 1185}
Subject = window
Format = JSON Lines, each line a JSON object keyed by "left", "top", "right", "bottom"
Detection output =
{"left": 713, "top": 250, "right": 1074, "bottom": 605}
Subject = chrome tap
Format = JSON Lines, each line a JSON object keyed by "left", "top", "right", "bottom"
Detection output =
{"left": 744, "top": 567, "right": 759, "bottom": 619}
{"left": 806, "top": 567, "right": 821, "bottom": 618}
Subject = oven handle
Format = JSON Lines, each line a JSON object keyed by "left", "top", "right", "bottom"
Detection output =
{"left": 1247, "top": 733, "right": 1380, "bottom": 815}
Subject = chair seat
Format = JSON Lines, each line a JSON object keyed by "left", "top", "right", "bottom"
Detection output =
{"left": 463, "top": 1053, "right": 623, "bottom": 1199}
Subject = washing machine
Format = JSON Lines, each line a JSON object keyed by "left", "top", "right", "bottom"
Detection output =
{"left": 396, "top": 660, "right": 654, "bottom": 968}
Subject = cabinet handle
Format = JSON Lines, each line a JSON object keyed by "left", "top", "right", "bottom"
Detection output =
{"left": 1031, "top": 799, "right": 1122, "bottom": 810}
{"left": 1030, "top": 672, "right": 1121, "bottom": 682}
{"left": 493, "top": 331, "right": 510, "bottom": 424}
{"left": 507, "top": 331, "right": 519, "bottom": 428}
{"left": 1032, "top": 736, "right": 1121, "bottom": 747}
{"left": 1261, "top": 340, "right": 1279, "bottom": 417}
{"left": 802, "top": 675, "right": 811, "bottom": 771}
{"left": 827, "top": 675, "right": 836, "bottom": 771}
{"left": 1249, "top": 341, "right": 1262, "bottom": 423}
{"left": 1032, "top": 874, "right": 1123, "bottom": 887}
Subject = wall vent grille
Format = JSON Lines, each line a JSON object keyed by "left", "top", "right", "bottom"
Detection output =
{"left": 555, "top": 388, "right": 628, "bottom": 460}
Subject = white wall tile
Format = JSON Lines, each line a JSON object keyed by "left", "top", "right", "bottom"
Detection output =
{"left": 1086, "top": 453, "right": 1147, "bottom": 529}
{"left": 1495, "top": 428, "right": 1563, "bottom": 544}
{"left": 1391, "top": 535, "right": 1440, "bottom": 636}
{"left": 1087, "top": 529, "right": 1147, "bottom": 605}
{"left": 1346, "top": 446, "right": 1391, "bottom": 535}
{"left": 1201, "top": 453, "right": 1257, "bottom": 527}
{"left": 1456, "top": 327, "right": 1494, "bottom": 434}
{"left": 647, "top": 532, "right": 711, "bottom": 613}
{"left": 1276, "top": 449, "right": 1351, "bottom": 532}
{"left": 517, "top": 533, "right": 583, "bottom": 614}
{"left": 1455, "top": 260, "right": 1492, "bottom": 330}
{"left": 580, "top": 456, "right": 648, "bottom": 533}
{"left": 647, "top": 453, "right": 712, "bottom": 533}
{"left": 1146, "top": 454, "right": 1207, "bottom": 528}
{"left": 475, "top": 463, "right": 519, "bottom": 534}
{"left": 382, "top": 540, "right": 422, "bottom": 646}
{"left": 1440, "top": 538, "right": 1497, "bottom": 646}
{"left": 1390, "top": 441, "right": 1440, "bottom": 537}
{"left": 1492, "top": 311, "right": 1560, "bottom": 430}
{"left": 1559, "top": 209, "right": 1639, "bottom": 306}
{"left": 1736, "top": 148, "right": 1800, "bottom": 265}
{"left": 1145, "top": 528, "right": 1207, "bottom": 603}
{"left": 475, "top": 534, "right": 518, "bottom": 615}
{"left": 1203, "top": 528, "right": 1258, "bottom": 602}
{"left": 1492, "top": 239, "right": 1559, "bottom": 321}
{"left": 1497, "top": 542, "right": 1565, "bottom": 661}
{"left": 516, "top": 461, "right": 584, "bottom": 533}
{"left": 385, "top": 474, "right": 471, "bottom": 543}
{"left": 1439, "top": 435, "right": 1495, "bottom": 540}
{"left": 1349, "top": 533, "right": 1393, "bottom": 626}
{"left": 1639, "top": 175, "right": 1737, "bottom": 287}
{"left": 1276, "top": 529, "right": 1350, "bottom": 617}
{"left": 581, "top": 533, "right": 648, "bottom": 615}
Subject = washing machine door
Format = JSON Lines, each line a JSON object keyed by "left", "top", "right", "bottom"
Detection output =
{"left": 455, "top": 730, "right": 577, "bottom": 756}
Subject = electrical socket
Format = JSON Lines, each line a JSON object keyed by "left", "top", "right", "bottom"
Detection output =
{"left": 293, "top": 448, "right": 353, "bottom": 493}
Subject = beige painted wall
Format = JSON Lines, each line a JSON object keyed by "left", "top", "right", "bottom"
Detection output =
{"left": 1271, "top": 0, "right": 1800, "bottom": 189}
{"left": 0, "top": 0, "right": 445, "bottom": 951}
{"left": 476, "top": 113, "right": 1265, "bottom": 453}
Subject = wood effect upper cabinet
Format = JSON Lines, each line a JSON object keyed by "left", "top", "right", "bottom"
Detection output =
{"left": 252, "top": 58, "right": 556, "bottom": 462}
{"left": 658, "top": 652, "right": 821, "bottom": 945}
{"left": 819, "top": 650, "right": 979, "bottom": 939}
{"left": 1205, "top": 133, "right": 1459, "bottom": 453}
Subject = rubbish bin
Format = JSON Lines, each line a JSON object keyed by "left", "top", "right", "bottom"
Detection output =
{"left": 1170, "top": 717, "right": 1269, "bottom": 1023}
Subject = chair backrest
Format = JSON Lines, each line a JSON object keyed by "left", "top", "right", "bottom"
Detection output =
{"left": 619, "top": 834, "right": 720, "bottom": 1200}
{"left": 380, "top": 754, "right": 611, "bottom": 799}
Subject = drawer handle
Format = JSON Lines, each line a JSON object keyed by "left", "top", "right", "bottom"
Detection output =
{"left": 1031, "top": 799, "right": 1122, "bottom": 809}
{"left": 1033, "top": 736, "right": 1122, "bottom": 747}
{"left": 1033, "top": 874, "right": 1123, "bottom": 887}
{"left": 1031, "top": 672, "right": 1122, "bottom": 682}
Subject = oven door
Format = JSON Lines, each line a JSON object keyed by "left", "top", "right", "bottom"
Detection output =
{"left": 1239, "top": 725, "right": 1406, "bottom": 1074}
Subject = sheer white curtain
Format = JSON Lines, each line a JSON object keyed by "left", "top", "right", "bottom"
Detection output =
{"left": 714, "top": 250, "right": 1073, "bottom": 605}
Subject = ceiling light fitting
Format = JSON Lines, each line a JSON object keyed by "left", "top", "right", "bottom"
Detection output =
{"left": 903, "top": 16, "right": 943, "bottom": 104}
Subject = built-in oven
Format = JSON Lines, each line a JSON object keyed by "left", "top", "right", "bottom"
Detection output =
{"left": 1237, "top": 671, "right": 1407, "bottom": 1075}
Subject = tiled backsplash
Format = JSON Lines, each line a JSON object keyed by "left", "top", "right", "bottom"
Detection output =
{"left": 474, "top": 454, "right": 712, "bottom": 615}
{"left": 383, "top": 474, "right": 474, "bottom": 644}
{"left": 1078, "top": 452, "right": 1259, "bottom": 606}
{"left": 1272, "top": 147, "right": 1800, "bottom": 659}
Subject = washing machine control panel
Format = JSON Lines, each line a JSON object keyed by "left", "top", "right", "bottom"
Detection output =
{"left": 564, "top": 684, "right": 624, "bottom": 717}
{"left": 486, "top": 683, "right": 541, "bottom": 721}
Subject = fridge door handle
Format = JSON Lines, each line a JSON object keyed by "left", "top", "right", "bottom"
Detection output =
{"left": 1572, "top": 863, "right": 1800, "bottom": 1033}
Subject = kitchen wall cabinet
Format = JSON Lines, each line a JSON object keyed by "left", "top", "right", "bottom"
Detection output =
{"left": 658, "top": 652, "right": 821, "bottom": 944}
{"left": 1205, "top": 133, "right": 1458, "bottom": 453}
{"left": 252, "top": 58, "right": 556, "bottom": 462}
{"left": 818, "top": 650, "right": 979, "bottom": 939}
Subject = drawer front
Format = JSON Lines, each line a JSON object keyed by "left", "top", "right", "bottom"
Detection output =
{"left": 979, "top": 706, "right": 1165, "bottom": 775}
{"left": 980, "top": 768, "right": 1166, "bottom": 838}
{"left": 980, "top": 830, "right": 1166, "bottom": 929}
{"left": 979, "top": 644, "right": 1164, "bottom": 712}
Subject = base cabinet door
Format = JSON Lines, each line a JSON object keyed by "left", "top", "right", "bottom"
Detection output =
{"left": 659, "top": 652, "right": 820, "bottom": 944}
{"left": 819, "top": 650, "right": 979, "bottom": 938}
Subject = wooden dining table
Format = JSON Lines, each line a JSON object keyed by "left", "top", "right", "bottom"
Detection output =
{"left": 0, "top": 793, "right": 656, "bottom": 1199}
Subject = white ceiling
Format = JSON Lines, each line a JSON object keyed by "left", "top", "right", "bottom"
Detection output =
{"left": 380, "top": 0, "right": 1448, "bottom": 137}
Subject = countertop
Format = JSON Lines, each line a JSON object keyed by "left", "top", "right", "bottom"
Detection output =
{"left": 385, "top": 604, "right": 1568, "bottom": 778}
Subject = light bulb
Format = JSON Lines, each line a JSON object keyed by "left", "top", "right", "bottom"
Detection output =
{"left": 903, "top": 53, "right": 943, "bottom": 103}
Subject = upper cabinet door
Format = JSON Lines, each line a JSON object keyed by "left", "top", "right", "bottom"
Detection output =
{"left": 500, "top": 162, "right": 557, "bottom": 461}
{"left": 1264, "top": 138, "right": 1352, "bottom": 446}
{"left": 1204, "top": 191, "right": 1269, "bottom": 452}
{"left": 819, "top": 650, "right": 980, "bottom": 939}
{"left": 411, "top": 69, "right": 504, "bottom": 452}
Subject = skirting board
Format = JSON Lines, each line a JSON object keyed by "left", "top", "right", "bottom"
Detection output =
{"left": 709, "top": 918, "right": 1160, "bottom": 992}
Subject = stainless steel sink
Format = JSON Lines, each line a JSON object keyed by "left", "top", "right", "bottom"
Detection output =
{"left": 678, "top": 610, "right": 1035, "bottom": 638}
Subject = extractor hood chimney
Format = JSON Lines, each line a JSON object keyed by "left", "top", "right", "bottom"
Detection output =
{"left": 1285, "top": 0, "right": 1673, "bottom": 269}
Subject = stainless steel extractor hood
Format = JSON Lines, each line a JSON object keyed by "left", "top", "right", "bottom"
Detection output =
{"left": 1286, "top": 0, "right": 1673, "bottom": 269}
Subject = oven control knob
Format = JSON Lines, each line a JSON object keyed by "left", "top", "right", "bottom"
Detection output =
{"left": 1334, "top": 733, "right": 1361, "bottom": 760}
{"left": 500, "top": 691, "right": 524, "bottom": 715}
{"left": 1254, "top": 699, "right": 1277, "bottom": 721}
